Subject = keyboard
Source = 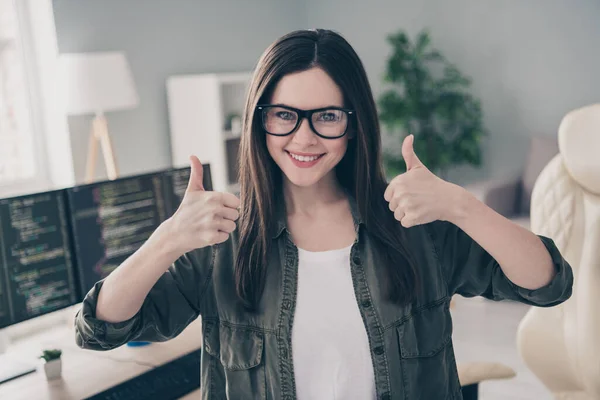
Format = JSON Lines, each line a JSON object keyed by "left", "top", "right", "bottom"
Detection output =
{"left": 85, "top": 349, "right": 201, "bottom": 400}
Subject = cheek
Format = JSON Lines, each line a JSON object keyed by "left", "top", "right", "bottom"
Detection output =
{"left": 326, "top": 138, "right": 349, "bottom": 159}
{"left": 266, "top": 135, "right": 286, "bottom": 158}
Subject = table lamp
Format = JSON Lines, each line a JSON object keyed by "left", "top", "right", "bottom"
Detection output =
{"left": 59, "top": 52, "right": 139, "bottom": 183}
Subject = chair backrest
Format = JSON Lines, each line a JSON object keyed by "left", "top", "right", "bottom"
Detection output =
{"left": 516, "top": 103, "right": 600, "bottom": 397}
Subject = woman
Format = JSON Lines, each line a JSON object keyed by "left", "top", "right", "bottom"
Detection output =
{"left": 75, "top": 29, "right": 573, "bottom": 399}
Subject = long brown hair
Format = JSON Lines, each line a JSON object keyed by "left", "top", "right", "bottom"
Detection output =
{"left": 236, "top": 29, "right": 418, "bottom": 310}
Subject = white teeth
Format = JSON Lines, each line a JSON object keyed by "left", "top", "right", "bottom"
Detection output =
{"left": 289, "top": 152, "right": 321, "bottom": 162}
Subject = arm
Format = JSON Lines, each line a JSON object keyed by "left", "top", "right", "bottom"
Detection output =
{"left": 385, "top": 134, "right": 573, "bottom": 306}
{"left": 95, "top": 220, "right": 184, "bottom": 323}
{"left": 427, "top": 189, "right": 573, "bottom": 306}
{"left": 74, "top": 219, "right": 216, "bottom": 351}
{"left": 449, "top": 189, "right": 556, "bottom": 290}
{"left": 74, "top": 156, "right": 239, "bottom": 350}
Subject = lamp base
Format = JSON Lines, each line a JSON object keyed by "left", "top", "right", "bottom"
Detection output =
{"left": 85, "top": 114, "right": 119, "bottom": 183}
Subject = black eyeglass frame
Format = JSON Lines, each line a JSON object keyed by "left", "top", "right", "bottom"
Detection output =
{"left": 256, "top": 104, "right": 354, "bottom": 139}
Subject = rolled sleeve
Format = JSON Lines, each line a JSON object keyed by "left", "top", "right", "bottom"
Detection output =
{"left": 506, "top": 235, "right": 573, "bottom": 306}
{"left": 74, "top": 245, "right": 215, "bottom": 351}
{"left": 427, "top": 221, "right": 574, "bottom": 307}
{"left": 75, "top": 279, "right": 142, "bottom": 350}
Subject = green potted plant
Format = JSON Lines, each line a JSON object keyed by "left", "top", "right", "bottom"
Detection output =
{"left": 39, "top": 349, "right": 62, "bottom": 380}
{"left": 378, "top": 29, "right": 486, "bottom": 179}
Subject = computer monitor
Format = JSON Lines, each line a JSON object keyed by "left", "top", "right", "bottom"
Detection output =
{"left": 67, "top": 165, "right": 212, "bottom": 296}
{"left": 0, "top": 190, "right": 78, "bottom": 329}
{"left": 0, "top": 190, "right": 79, "bottom": 384}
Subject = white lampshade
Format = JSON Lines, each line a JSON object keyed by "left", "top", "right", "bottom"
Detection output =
{"left": 59, "top": 51, "right": 139, "bottom": 116}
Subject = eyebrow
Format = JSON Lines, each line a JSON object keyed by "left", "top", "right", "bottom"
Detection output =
{"left": 269, "top": 103, "right": 345, "bottom": 110}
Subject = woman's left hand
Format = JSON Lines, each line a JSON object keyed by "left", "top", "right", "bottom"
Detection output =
{"left": 383, "top": 134, "right": 467, "bottom": 228}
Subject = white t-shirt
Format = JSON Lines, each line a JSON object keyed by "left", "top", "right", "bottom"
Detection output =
{"left": 292, "top": 244, "right": 377, "bottom": 400}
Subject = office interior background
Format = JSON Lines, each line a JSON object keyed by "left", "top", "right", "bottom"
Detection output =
{"left": 0, "top": 0, "right": 599, "bottom": 399}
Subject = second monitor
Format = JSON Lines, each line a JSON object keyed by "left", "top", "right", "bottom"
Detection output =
{"left": 67, "top": 165, "right": 212, "bottom": 297}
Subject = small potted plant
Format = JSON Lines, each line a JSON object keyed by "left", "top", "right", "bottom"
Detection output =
{"left": 39, "top": 349, "right": 62, "bottom": 380}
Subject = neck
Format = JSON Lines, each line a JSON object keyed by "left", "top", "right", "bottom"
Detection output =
{"left": 283, "top": 171, "right": 346, "bottom": 217}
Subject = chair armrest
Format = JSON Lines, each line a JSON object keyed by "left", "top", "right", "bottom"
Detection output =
{"left": 464, "top": 177, "right": 521, "bottom": 217}
{"left": 458, "top": 362, "right": 516, "bottom": 386}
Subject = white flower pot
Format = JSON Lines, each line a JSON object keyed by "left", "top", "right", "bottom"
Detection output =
{"left": 40, "top": 359, "right": 62, "bottom": 380}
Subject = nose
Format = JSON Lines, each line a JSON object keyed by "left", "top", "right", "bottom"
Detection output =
{"left": 292, "top": 118, "right": 318, "bottom": 145}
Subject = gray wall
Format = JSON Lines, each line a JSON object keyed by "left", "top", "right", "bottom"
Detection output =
{"left": 305, "top": 0, "right": 600, "bottom": 183}
{"left": 52, "top": 0, "right": 305, "bottom": 183}
{"left": 53, "top": 0, "right": 600, "bottom": 184}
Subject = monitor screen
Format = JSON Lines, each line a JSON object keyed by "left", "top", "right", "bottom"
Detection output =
{"left": 66, "top": 172, "right": 167, "bottom": 296}
{"left": 67, "top": 164, "right": 211, "bottom": 296}
{"left": 0, "top": 191, "right": 78, "bottom": 328}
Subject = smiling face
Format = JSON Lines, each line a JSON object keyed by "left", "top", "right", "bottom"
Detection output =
{"left": 264, "top": 67, "right": 349, "bottom": 188}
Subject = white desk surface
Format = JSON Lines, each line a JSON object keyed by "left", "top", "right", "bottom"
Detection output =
{"left": 0, "top": 316, "right": 203, "bottom": 400}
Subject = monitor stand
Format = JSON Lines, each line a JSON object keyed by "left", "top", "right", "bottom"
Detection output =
{"left": 0, "top": 330, "right": 36, "bottom": 384}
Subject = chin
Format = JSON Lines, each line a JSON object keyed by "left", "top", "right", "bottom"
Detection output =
{"left": 280, "top": 158, "right": 338, "bottom": 188}
{"left": 284, "top": 174, "right": 323, "bottom": 188}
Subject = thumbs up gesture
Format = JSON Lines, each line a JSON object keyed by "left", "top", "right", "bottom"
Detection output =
{"left": 383, "top": 134, "right": 465, "bottom": 228}
{"left": 168, "top": 155, "right": 241, "bottom": 253}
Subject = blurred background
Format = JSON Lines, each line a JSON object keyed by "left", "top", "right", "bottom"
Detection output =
{"left": 0, "top": 1, "right": 599, "bottom": 399}
{"left": 2, "top": 0, "right": 599, "bottom": 194}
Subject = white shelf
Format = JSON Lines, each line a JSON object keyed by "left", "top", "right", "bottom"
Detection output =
{"left": 167, "top": 72, "right": 251, "bottom": 193}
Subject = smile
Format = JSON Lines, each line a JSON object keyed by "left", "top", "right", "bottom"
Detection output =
{"left": 287, "top": 151, "right": 324, "bottom": 162}
{"left": 285, "top": 151, "right": 326, "bottom": 168}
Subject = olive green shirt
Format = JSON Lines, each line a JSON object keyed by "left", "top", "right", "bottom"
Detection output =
{"left": 74, "top": 194, "right": 573, "bottom": 400}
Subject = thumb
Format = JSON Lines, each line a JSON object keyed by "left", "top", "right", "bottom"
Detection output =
{"left": 186, "top": 155, "right": 205, "bottom": 192}
{"left": 402, "top": 134, "right": 424, "bottom": 171}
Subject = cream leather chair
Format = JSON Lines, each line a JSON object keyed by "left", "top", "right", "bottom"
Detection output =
{"left": 517, "top": 103, "right": 600, "bottom": 399}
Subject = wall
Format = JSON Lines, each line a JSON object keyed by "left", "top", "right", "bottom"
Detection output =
{"left": 305, "top": 0, "right": 600, "bottom": 183}
{"left": 52, "top": 0, "right": 305, "bottom": 183}
{"left": 53, "top": 0, "right": 600, "bottom": 185}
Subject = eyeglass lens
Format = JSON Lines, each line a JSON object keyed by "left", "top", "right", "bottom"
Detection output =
{"left": 262, "top": 106, "right": 348, "bottom": 137}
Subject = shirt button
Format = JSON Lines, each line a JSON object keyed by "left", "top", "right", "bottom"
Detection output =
{"left": 353, "top": 256, "right": 362, "bottom": 265}
{"left": 361, "top": 300, "right": 371, "bottom": 309}
{"left": 374, "top": 346, "right": 384, "bottom": 355}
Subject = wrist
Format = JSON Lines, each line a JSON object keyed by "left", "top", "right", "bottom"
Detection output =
{"left": 154, "top": 218, "right": 185, "bottom": 260}
{"left": 443, "top": 184, "right": 476, "bottom": 225}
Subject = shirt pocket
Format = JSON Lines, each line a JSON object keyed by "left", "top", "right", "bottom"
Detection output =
{"left": 396, "top": 301, "right": 461, "bottom": 400}
{"left": 205, "top": 322, "right": 266, "bottom": 399}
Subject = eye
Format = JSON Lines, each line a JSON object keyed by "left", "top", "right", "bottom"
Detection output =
{"left": 315, "top": 110, "right": 341, "bottom": 122}
{"left": 274, "top": 111, "right": 296, "bottom": 121}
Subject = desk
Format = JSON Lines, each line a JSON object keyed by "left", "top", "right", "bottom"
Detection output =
{"left": 0, "top": 316, "right": 203, "bottom": 400}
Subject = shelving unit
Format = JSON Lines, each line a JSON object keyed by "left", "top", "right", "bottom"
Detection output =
{"left": 166, "top": 72, "right": 251, "bottom": 193}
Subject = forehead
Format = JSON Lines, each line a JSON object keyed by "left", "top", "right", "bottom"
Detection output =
{"left": 270, "top": 67, "right": 343, "bottom": 109}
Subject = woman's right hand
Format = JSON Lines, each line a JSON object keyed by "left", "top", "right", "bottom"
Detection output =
{"left": 166, "top": 155, "right": 240, "bottom": 254}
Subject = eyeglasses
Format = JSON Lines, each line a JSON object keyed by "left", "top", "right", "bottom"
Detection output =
{"left": 256, "top": 104, "right": 354, "bottom": 139}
